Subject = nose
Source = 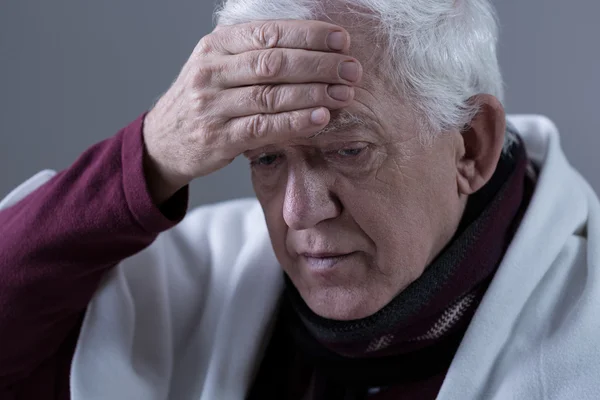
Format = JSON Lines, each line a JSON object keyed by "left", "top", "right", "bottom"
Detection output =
{"left": 283, "top": 166, "right": 341, "bottom": 231}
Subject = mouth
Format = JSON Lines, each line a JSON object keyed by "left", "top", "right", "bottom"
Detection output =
{"left": 301, "top": 252, "right": 357, "bottom": 269}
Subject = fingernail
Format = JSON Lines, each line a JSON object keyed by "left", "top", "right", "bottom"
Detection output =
{"left": 339, "top": 61, "right": 360, "bottom": 82}
{"left": 328, "top": 85, "right": 352, "bottom": 101}
{"left": 311, "top": 108, "right": 328, "bottom": 125}
{"left": 327, "top": 31, "right": 347, "bottom": 51}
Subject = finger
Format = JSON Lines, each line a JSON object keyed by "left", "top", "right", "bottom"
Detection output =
{"left": 219, "top": 84, "right": 354, "bottom": 118}
{"left": 220, "top": 48, "right": 362, "bottom": 88}
{"left": 226, "top": 107, "right": 331, "bottom": 146}
{"left": 203, "top": 20, "right": 350, "bottom": 55}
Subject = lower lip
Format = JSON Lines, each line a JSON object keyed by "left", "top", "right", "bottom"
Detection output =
{"left": 302, "top": 253, "right": 356, "bottom": 270}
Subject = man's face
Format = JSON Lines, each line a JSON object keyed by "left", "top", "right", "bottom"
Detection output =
{"left": 247, "top": 39, "right": 468, "bottom": 321}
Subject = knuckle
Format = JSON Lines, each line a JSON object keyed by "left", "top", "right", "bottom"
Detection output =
{"left": 247, "top": 114, "right": 270, "bottom": 139}
{"left": 255, "top": 85, "right": 279, "bottom": 113}
{"left": 190, "top": 90, "right": 212, "bottom": 109}
{"left": 308, "top": 84, "right": 325, "bottom": 104}
{"left": 315, "top": 55, "right": 333, "bottom": 77}
{"left": 302, "top": 29, "right": 311, "bottom": 50}
{"left": 254, "top": 49, "right": 284, "bottom": 78}
{"left": 286, "top": 111, "right": 304, "bottom": 132}
{"left": 197, "top": 35, "right": 214, "bottom": 55}
{"left": 252, "top": 21, "right": 281, "bottom": 49}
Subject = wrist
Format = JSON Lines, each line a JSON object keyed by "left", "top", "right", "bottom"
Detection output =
{"left": 142, "top": 150, "right": 186, "bottom": 206}
{"left": 142, "top": 112, "right": 190, "bottom": 206}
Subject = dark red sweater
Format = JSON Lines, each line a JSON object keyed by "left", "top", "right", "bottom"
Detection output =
{"left": 0, "top": 114, "right": 188, "bottom": 399}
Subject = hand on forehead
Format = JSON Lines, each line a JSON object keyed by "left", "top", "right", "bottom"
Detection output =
{"left": 211, "top": 19, "right": 353, "bottom": 54}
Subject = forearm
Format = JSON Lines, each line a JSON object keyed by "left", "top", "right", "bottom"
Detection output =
{"left": 0, "top": 113, "right": 188, "bottom": 386}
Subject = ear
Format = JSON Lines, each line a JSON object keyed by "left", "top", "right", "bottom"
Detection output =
{"left": 456, "top": 94, "right": 506, "bottom": 195}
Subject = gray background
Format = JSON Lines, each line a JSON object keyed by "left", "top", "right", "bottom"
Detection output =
{"left": 1, "top": 1, "right": 598, "bottom": 207}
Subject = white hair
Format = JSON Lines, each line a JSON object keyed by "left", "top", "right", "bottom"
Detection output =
{"left": 215, "top": 0, "right": 504, "bottom": 136}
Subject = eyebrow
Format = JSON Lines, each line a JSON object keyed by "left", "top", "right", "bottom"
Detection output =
{"left": 312, "top": 109, "right": 374, "bottom": 137}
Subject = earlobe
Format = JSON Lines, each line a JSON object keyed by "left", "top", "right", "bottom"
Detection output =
{"left": 456, "top": 94, "right": 506, "bottom": 195}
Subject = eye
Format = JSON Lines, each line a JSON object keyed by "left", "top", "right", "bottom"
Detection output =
{"left": 251, "top": 153, "right": 281, "bottom": 167}
{"left": 337, "top": 148, "right": 364, "bottom": 157}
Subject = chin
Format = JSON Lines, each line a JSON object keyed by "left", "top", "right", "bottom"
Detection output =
{"left": 302, "top": 285, "right": 391, "bottom": 321}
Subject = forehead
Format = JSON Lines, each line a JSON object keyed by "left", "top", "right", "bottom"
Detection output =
{"left": 317, "top": 6, "right": 388, "bottom": 72}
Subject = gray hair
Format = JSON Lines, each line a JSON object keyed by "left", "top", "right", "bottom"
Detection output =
{"left": 215, "top": 0, "right": 503, "bottom": 136}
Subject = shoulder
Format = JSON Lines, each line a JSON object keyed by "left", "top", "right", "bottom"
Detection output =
{"left": 464, "top": 235, "right": 600, "bottom": 399}
{"left": 534, "top": 234, "right": 600, "bottom": 398}
{"left": 163, "top": 197, "right": 267, "bottom": 263}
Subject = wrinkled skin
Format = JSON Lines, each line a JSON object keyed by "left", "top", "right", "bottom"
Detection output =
{"left": 248, "top": 63, "right": 466, "bottom": 320}
{"left": 248, "top": 25, "right": 505, "bottom": 321}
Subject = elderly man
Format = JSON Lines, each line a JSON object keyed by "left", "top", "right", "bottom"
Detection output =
{"left": 1, "top": 0, "right": 599, "bottom": 399}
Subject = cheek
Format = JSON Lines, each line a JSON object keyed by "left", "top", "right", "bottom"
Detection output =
{"left": 341, "top": 155, "right": 448, "bottom": 282}
{"left": 366, "top": 157, "right": 460, "bottom": 272}
{"left": 350, "top": 190, "right": 434, "bottom": 281}
{"left": 253, "top": 176, "right": 291, "bottom": 264}
{"left": 251, "top": 167, "right": 284, "bottom": 198}
{"left": 251, "top": 159, "right": 290, "bottom": 214}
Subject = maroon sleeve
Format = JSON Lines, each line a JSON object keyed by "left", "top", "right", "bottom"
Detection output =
{"left": 0, "top": 113, "right": 189, "bottom": 398}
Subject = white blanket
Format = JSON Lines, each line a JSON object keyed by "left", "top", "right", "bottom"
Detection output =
{"left": 5, "top": 115, "right": 600, "bottom": 399}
